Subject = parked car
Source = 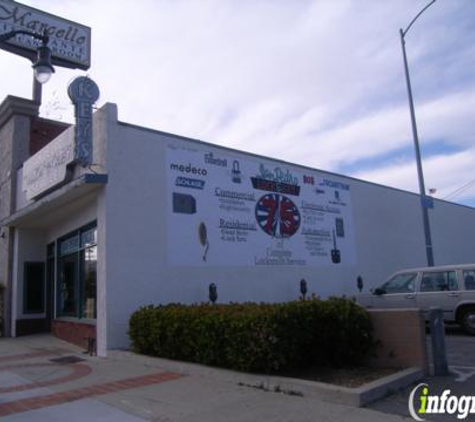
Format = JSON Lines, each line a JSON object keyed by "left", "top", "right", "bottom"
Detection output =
{"left": 357, "top": 264, "right": 475, "bottom": 335}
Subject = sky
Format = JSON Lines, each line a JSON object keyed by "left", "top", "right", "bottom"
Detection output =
{"left": 1, "top": 0, "right": 475, "bottom": 207}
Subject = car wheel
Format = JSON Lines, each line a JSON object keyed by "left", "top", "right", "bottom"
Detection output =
{"left": 460, "top": 307, "right": 475, "bottom": 335}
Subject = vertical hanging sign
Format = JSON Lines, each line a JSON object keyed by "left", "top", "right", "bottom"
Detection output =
{"left": 68, "top": 76, "right": 100, "bottom": 166}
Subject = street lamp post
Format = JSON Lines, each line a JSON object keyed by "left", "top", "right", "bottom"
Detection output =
{"left": 400, "top": 0, "right": 437, "bottom": 267}
{"left": 0, "top": 30, "right": 55, "bottom": 104}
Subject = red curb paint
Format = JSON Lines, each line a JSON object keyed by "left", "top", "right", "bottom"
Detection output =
{"left": 0, "top": 371, "right": 183, "bottom": 417}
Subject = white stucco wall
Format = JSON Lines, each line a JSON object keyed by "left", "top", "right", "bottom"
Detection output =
{"left": 430, "top": 201, "right": 475, "bottom": 265}
{"left": 8, "top": 102, "right": 475, "bottom": 351}
{"left": 97, "top": 103, "right": 475, "bottom": 350}
{"left": 44, "top": 197, "right": 98, "bottom": 244}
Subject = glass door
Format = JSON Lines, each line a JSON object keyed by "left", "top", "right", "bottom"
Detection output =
{"left": 57, "top": 252, "right": 79, "bottom": 317}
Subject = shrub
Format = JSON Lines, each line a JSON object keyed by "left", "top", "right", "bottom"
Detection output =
{"left": 128, "top": 298, "right": 376, "bottom": 373}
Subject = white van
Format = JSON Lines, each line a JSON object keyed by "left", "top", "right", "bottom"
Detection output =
{"left": 357, "top": 264, "right": 475, "bottom": 335}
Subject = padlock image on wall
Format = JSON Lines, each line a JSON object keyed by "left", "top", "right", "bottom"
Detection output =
{"left": 232, "top": 160, "right": 242, "bottom": 184}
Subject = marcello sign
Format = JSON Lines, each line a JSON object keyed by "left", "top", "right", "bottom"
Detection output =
{"left": 0, "top": 0, "right": 90, "bottom": 69}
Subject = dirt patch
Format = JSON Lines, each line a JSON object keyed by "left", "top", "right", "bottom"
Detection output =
{"left": 279, "top": 366, "right": 403, "bottom": 388}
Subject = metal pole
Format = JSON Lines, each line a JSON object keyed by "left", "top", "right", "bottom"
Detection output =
{"left": 0, "top": 29, "right": 53, "bottom": 106}
{"left": 429, "top": 307, "right": 448, "bottom": 376}
{"left": 400, "top": 28, "right": 434, "bottom": 267}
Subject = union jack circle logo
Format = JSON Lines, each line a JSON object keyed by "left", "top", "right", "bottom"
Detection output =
{"left": 255, "top": 193, "right": 301, "bottom": 238}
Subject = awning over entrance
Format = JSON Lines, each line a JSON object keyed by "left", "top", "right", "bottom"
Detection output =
{"left": 1, "top": 173, "right": 107, "bottom": 229}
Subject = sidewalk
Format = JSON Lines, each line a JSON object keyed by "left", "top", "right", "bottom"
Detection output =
{"left": 0, "top": 334, "right": 410, "bottom": 421}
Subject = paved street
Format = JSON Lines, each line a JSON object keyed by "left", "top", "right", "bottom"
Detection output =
{"left": 368, "top": 326, "right": 475, "bottom": 421}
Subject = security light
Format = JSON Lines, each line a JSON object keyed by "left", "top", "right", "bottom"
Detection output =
{"left": 32, "top": 41, "right": 55, "bottom": 84}
{"left": 0, "top": 30, "right": 55, "bottom": 84}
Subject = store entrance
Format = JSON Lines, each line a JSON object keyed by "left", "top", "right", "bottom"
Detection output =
{"left": 16, "top": 261, "right": 49, "bottom": 335}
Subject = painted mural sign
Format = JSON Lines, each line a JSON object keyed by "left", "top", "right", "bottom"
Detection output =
{"left": 167, "top": 147, "right": 356, "bottom": 267}
{"left": 0, "top": 0, "right": 91, "bottom": 69}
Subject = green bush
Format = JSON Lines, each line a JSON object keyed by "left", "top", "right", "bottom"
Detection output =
{"left": 128, "top": 298, "right": 376, "bottom": 373}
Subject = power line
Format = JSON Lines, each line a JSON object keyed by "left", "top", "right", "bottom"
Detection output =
{"left": 443, "top": 177, "right": 475, "bottom": 201}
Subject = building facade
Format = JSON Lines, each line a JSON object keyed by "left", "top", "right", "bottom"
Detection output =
{"left": 1, "top": 97, "right": 475, "bottom": 356}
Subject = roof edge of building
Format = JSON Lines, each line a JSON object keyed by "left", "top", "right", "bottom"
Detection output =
{"left": 0, "top": 95, "right": 39, "bottom": 129}
{"left": 116, "top": 119, "right": 475, "bottom": 213}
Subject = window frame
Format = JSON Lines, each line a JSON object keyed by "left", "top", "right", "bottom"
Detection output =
{"left": 420, "top": 271, "right": 458, "bottom": 293}
{"left": 380, "top": 272, "right": 417, "bottom": 294}
{"left": 55, "top": 221, "right": 97, "bottom": 320}
{"left": 462, "top": 270, "right": 475, "bottom": 291}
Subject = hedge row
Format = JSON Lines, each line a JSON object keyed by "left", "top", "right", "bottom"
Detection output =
{"left": 128, "top": 298, "right": 376, "bottom": 373}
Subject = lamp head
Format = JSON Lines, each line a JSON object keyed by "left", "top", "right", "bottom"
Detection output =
{"left": 32, "top": 43, "right": 55, "bottom": 84}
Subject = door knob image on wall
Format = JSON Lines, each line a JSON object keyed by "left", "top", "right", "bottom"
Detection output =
{"left": 331, "top": 229, "right": 341, "bottom": 264}
{"left": 198, "top": 222, "right": 210, "bottom": 262}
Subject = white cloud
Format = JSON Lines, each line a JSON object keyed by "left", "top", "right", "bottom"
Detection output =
{"left": 292, "top": 87, "right": 475, "bottom": 169}
{"left": 1, "top": 0, "right": 475, "bottom": 206}
{"left": 353, "top": 148, "right": 475, "bottom": 203}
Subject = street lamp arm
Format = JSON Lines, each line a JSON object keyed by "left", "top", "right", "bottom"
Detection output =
{"left": 0, "top": 29, "right": 54, "bottom": 91}
{"left": 0, "top": 30, "right": 49, "bottom": 44}
{"left": 402, "top": 0, "right": 437, "bottom": 38}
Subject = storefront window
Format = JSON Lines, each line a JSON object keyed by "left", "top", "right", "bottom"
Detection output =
{"left": 59, "top": 234, "right": 80, "bottom": 256}
{"left": 82, "top": 245, "right": 97, "bottom": 319}
{"left": 81, "top": 227, "right": 97, "bottom": 248}
{"left": 58, "top": 254, "right": 78, "bottom": 317}
{"left": 46, "top": 243, "right": 55, "bottom": 321}
{"left": 56, "top": 223, "right": 97, "bottom": 320}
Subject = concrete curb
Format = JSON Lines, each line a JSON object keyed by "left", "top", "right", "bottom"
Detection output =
{"left": 106, "top": 351, "right": 423, "bottom": 408}
{"left": 355, "top": 367, "right": 423, "bottom": 406}
{"left": 237, "top": 367, "right": 423, "bottom": 407}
